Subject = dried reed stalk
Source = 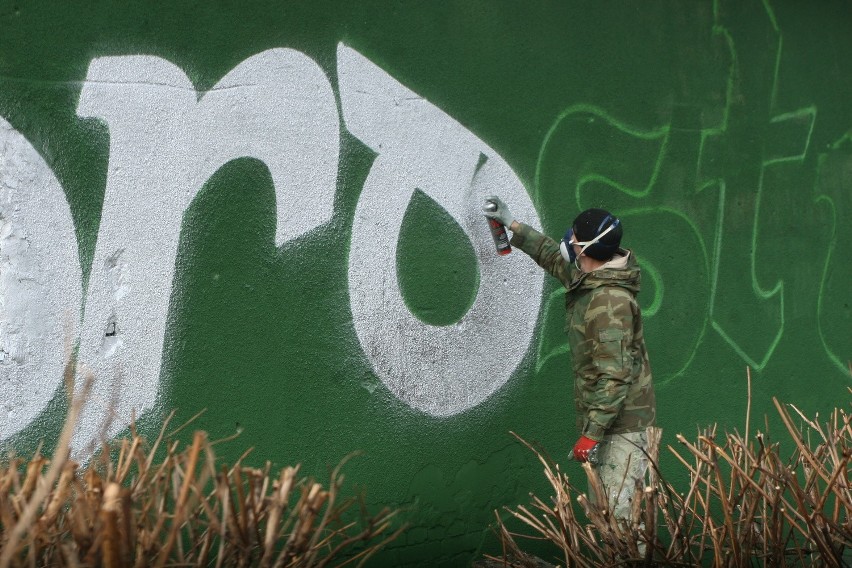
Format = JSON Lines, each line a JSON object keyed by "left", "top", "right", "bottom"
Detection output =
{"left": 0, "top": 378, "right": 405, "bottom": 567}
{"left": 489, "top": 373, "right": 852, "bottom": 567}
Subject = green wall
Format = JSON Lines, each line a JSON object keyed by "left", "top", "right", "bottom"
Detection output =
{"left": 1, "top": 1, "right": 850, "bottom": 565}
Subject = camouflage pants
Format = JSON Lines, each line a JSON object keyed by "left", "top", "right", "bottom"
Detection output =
{"left": 588, "top": 430, "right": 649, "bottom": 523}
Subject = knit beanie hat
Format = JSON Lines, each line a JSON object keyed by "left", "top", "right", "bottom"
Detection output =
{"left": 572, "top": 208, "right": 622, "bottom": 261}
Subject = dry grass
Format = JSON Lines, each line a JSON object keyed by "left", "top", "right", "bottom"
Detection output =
{"left": 0, "top": 371, "right": 404, "bottom": 567}
{"left": 489, "top": 381, "right": 852, "bottom": 567}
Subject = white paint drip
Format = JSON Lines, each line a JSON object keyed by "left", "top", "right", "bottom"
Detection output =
{"left": 0, "top": 117, "right": 82, "bottom": 440}
{"left": 339, "top": 44, "right": 543, "bottom": 416}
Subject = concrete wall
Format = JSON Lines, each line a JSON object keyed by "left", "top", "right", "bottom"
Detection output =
{"left": 1, "top": 1, "right": 849, "bottom": 564}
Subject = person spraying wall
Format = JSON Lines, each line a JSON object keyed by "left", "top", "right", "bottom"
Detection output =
{"left": 483, "top": 196, "right": 656, "bottom": 524}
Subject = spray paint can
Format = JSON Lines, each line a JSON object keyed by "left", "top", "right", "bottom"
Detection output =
{"left": 483, "top": 202, "right": 512, "bottom": 255}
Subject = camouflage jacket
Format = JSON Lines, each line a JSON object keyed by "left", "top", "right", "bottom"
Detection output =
{"left": 510, "top": 222, "right": 656, "bottom": 441}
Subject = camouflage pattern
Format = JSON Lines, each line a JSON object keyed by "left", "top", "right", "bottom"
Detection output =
{"left": 510, "top": 223, "right": 656, "bottom": 441}
{"left": 589, "top": 431, "right": 649, "bottom": 523}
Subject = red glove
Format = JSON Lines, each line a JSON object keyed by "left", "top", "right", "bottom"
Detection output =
{"left": 572, "top": 435, "right": 598, "bottom": 462}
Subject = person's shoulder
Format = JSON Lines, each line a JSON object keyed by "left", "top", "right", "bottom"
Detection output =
{"left": 586, "top": 285, "right": 634, "bottom": 314}
{"left": 589, "top": 285, "right": 632, "bottom": 300}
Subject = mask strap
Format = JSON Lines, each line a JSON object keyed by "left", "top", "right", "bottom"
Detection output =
{"left": 576, "top": 222, "right": 616, "bottom": 258}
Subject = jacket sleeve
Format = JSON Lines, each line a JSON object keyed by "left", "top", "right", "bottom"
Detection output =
{"left": 579, "top": 288, "right": 636, "bottom": 441}
{"left": 509, "top": 222, "right": 573, "bottom": 285}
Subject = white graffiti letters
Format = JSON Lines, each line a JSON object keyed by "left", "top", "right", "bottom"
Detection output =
{"left": 0, "top": 117, "right": 83, "bottom": 440}
{"left": 339, "top": 45, "right": 543, "bottom": 416}
{"left": 72, "top": 49, "right": 339, "bottom": 453}
{"left": 0, "top": 44, "right": 542, "bottom": 451}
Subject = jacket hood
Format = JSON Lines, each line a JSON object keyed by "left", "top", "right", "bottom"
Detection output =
{"left": 571, "top": 249, "right": 641, "bottom": 294}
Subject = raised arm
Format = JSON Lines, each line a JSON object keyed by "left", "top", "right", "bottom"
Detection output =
{"left": 482, "top": 196, "right": 573, "bottom": 285}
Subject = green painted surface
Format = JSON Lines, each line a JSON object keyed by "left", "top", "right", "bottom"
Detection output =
{"left": 1, "top": 1, "right": 850, "bottom": 565}
{"left": 398, "top": 190, "right": 481, "bottom": 326}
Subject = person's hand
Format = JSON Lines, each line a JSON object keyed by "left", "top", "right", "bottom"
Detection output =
{"left": 482, "top": 196, "right": 515, "bottom": 228}
{"left": 572, "top": 436, "right": 598, "bottom": 462}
